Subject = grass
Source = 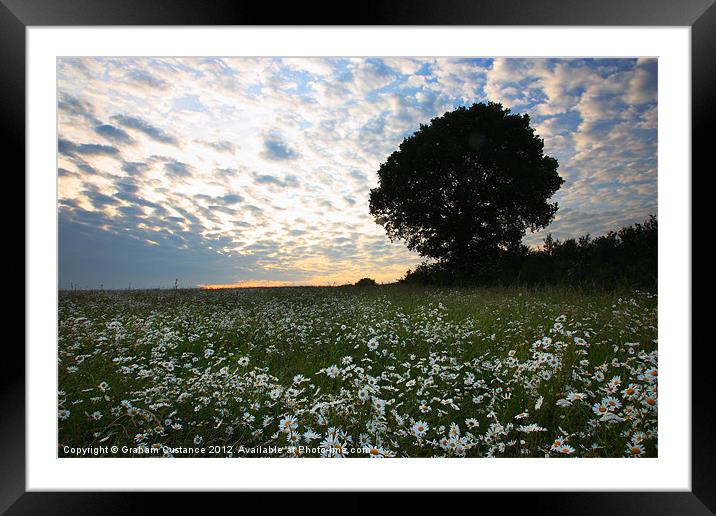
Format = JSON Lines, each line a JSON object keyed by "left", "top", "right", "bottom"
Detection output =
{"left": 58, "top": 284, "right": 657, "bottom": 458}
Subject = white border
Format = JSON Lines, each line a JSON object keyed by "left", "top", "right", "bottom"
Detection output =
{"left": 27, "top": 27, "right": 690, "bottom": 491}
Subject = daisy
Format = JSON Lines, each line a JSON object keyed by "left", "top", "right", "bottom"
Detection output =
{"left": 325, "top": 365, "right": 340, "bottom": 378}
{"left": 279, "top": 414, "right": 299, "bottom": 433}
{"left": 411, "top": 421, "right": 429, "bottom": 438}
{"left": 626, "top": 443, "right": 646, "bottom": 457}
{"left": 465, "top": 418, "right": 480, "bottom": 429}
{"left": 631, "top": 431, "right": 647, "bottom": 444}
{"left": 58, "top": 409, "right": 71, "bottom": 421}
{"left": 592, "top": 401, "right": 609, "bottom": 416}
{"left": 622, "top": 384, "right": 640, "bottom": 400}
{"left": 303, "top": 429, "right": 321, "bottom": 442}
{"left": 550, "top": 436, "right": 567, "bottom": 450}
{"left": 556, "top": 444, "right": 576, "bottom": 455}
{"left": 372, "top": 398, "right": 386, "bottom": 414}
{"left": 642, "top": 396, "right": 658, "bottom": 409}
{"left": 517, "top": 423, "right": 547, "bottom": 433}
{"left": 601, "top": 396, "right": 622, "bottom": 411}
{"left": 366, "top": 446, "right": 385, "bottom": 458}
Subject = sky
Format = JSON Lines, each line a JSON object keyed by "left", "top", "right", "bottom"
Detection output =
{"left": 57, "top": 57, "right": 657, "bottom": 289}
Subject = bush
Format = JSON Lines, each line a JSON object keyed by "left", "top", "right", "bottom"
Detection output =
{"left": 401, "top": 216, "right": 657, "bottom": 290}
{"left": 354, "top": 278, "right": 378, "bottom": 287}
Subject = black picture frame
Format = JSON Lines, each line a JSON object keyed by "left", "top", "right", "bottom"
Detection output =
{"left": 4, "top": 0, "right": 714, "bottom": 512}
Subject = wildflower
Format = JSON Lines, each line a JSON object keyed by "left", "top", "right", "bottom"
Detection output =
{"left": 372, "top": 398, "right": 386, "bottom": 414}
{"left": 465, "top": 418, "right": 480, "bottom": 429}
{"left": 279, "top": 414, "right": 299, "bottom": 433}
{"left": 566, "top": 392, "right": 587, "bottom": 402}
{"left": 622, "top": 384, "right": 640, "bottom": 400}
{"left": 592, "top": 401, "right": 609, "bottom": 416}
{"left": 411, "top": 421, "right": 429, "bottom": 437}
{"left": 366, "top": 446, "right": 385, "bottom": 458}
{"left": 303, "top": 429, "right": 320, "bottom": 442}
{"left": 237, "top": 356, "right": 250, "bottom": 366}
{"left": 600, "top": 412, "right": 624, "bottom": 424}
{"left": 556, "top": 444, "right": 575, "bottom": 454}
{"left": 58, "top": 409, "right": 71, "bottom": 421}
{"left": 626, "top": 443, "right": 646, "bottom": 457}
{"left": 601, "top": 396, "right": 622, "bottom": 411}
{"left": 517, "top": 423, "right": 547, "bottom": 433}
{"left": 642, "top": 396, "right": 658, "bottom": 409}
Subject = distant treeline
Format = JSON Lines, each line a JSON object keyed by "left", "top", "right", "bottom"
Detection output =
{"left": 401, "top": 216, "right": 657, "bottom": 290}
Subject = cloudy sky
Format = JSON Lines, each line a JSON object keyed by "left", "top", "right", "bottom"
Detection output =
{"left": 58, "top": 57, "right": 657, "bottom": 289}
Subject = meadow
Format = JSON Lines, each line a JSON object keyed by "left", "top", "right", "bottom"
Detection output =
{"left": 58, "top": 285, "right": 657, "bottom": 458}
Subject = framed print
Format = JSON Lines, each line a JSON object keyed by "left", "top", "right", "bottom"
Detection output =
{"left": 5, "top": 0, "right": 714, "bottom": 512}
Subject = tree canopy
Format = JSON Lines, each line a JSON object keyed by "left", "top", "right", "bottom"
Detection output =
{"left": 369, "top": 102, "right": 563, "bottom": 263}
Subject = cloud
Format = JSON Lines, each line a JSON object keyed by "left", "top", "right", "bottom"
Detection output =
{"left": 252, "top": 173, "right": 300, "bottom": 189}
{"left": 625, "top": 58, "right": 657, "bottom": 104}
{"left": 110, "top": 114, "right": 179, "bottom": 146}
{"left": 58, "top": 93, "right": 97, "bottom": 122}
{"left": 58, "top": 139, "right": 120, "bottom": 157}
{"left": 260, "top": 133, "right": 299, "bottom": 161}
{"left": 121, "top": 161, "right": 149, "bottom": 174}
{"left": 95, "top": 124, "right": 135, "bottom": 144}
{"left": 219, "top": 194, "right": 243, "bottom": 204}
{"left": 126, "top": 69, "right": 170, "bottom": 90}
{"left": 161, "top": 158, "right": 193, "bottom": 178}
{"left": 196, "top": 139, "right": 237, "bottom": 153}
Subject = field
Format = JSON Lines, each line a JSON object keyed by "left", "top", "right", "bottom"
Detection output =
{"left": 58, "top": 285, "right": 657, "bottom": 458}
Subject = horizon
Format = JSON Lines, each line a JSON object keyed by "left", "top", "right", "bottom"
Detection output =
{"left": 58, "top": 57, "right": 657, "bottom": 290}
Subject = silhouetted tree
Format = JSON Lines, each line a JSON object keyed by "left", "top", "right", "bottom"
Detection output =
{"left": 369, "top": 102, "right": 563, "bottom": 267}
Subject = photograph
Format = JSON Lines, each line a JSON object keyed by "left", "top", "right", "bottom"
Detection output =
{"left": 56, "top": 56, "right": 658, "bottom": 459}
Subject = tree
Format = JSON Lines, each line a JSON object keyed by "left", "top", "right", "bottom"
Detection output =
{"left": 354, "top": 277, "right": 377, "bottom": 286}
{"left": 369, "top": 102, "right": 563, "bottom": 265}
